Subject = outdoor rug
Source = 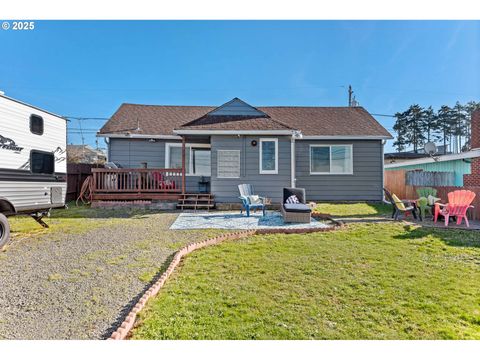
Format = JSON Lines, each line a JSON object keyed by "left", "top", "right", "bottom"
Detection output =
{"left": 170, "top": 211, "right": 331, "bottom": 230}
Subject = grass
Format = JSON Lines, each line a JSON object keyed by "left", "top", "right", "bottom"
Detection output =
{"left": 313, "top": 202, "right": 391, "bottom": 218}
{"left": 6, "top": 202, "right": 157, "bottom": 239}
{"left": 132, "top": 222, "right": 480, "bottom": 340}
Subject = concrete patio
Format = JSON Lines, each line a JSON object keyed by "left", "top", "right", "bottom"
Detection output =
{"left": 169, "top": 211, "right": 332, "bottom": 230}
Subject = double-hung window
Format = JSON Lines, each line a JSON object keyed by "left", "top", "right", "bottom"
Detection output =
{"left": 310, "top": 145, "right": 353, "bottom": 175}
{"left": 259, "top": 138, "right": 278, "bottom": 174}
{"left": 165, "top": 143, "right": 211, "bottom": 176}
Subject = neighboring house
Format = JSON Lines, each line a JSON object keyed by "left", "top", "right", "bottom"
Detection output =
{"left": 96, "top": 98, "right": 392, "bottom": 203}
{"left": 384, "top": 145, "right": 450, "bottom": 165}
{"left": 385, "top": 150, "right": 480, "bottom": 186}
{"left": 67, "top": 145, "right": 107, "bottom": 164}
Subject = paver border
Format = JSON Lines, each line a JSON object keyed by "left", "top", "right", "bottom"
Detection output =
{"left": 109, "top": 212, "right": 342, "bottom": 340}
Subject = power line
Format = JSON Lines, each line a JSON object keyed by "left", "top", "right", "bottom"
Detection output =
{"left": 65, "top": 116, "right": 109, "bottom": 120}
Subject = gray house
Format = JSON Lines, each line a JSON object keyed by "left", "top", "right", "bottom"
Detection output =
{"left": 96, "top": 98, "right": 392, "bottom": 204}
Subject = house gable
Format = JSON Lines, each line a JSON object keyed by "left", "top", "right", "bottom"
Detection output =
{"left": 206, "top": 98, "right": 268, "bottom": 117}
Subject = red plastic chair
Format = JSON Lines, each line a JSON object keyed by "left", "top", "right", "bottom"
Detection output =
{"left": 434, "top": 190, "right": 476, "bottom": 227}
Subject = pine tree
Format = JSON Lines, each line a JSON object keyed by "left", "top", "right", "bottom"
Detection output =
{"left": 437, "top": 105, "right": 454, "bottom": 154}
{"left": 423, "top": 106, "right": 440, "bottom": 144}
{"left": 404, "top": 104, "right": 427, "bottom": 153}
{"left": 464, "top": 101, "right": 480, "bottom": 150}
{"left": 451, "top": 102, "right": 467, "bottom": 153}
{"left": 393, "top": 110, "right": 408, "bottom": 152}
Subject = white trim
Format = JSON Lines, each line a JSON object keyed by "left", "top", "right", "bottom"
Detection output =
{"left": 384, "top": 149, "right": 480, "bottom": 168}
{"left": 100, "top": 132, "right": 392, "bottom": 139}
{"left": 174, "top": 129, "right": 294, "bottom": 135}
{"left": 165, "top": 142, "right": 211, "bottom": 176}
{"left": 309, "top": 144, "right": 353, "bottom": 175}
{"left": 301, "top": 135, "right": 392, "bottom": 140}
{"left": 259, "top": 138, "right": 278, "bottom": 175}
{"left": 97, "top": 133, "right": 182, "bottom": 139}
{"left": 217, "top": 150, "right": 241, "bottom": 179}
{"left": 381, "top": 141, "right": 385, "bottom": 199}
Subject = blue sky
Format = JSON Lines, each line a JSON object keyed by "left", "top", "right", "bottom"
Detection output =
{"left": 0, "top": 20, "right": 478, "bottom": 152}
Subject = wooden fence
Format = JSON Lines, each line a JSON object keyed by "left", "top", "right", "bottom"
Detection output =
{"left": 67, "top": 163, "right": 104, "bottom": 202}
{"left": 406, "top": 170, "right": 455, "bottom": 187}
{"left": 384, "top": 170, "right": 408, "bottom": 198}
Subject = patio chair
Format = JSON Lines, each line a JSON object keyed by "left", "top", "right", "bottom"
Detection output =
{"left": 383, "top": 188, "right": 418, "bottom": 221}
{"left": 416, "top": 187, "right": 437, "bottom": 199}
{"left": 434, "top": 190, "right": 476, "bottom": 227}
{"left": 238, "top": 184, "right": 266, "bottom": 217}
{"left": 416, "top": 187, "right": 440, "bottom": 217}
{"left": 280, "top": 188, "right": 311, "bottom": 223}
{"left": 416, "top": 197, "right": 429, "bottom": 221}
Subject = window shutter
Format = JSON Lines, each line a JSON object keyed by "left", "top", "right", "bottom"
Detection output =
{"left": 217, "top": 150, "right": 240, "bottom": 178}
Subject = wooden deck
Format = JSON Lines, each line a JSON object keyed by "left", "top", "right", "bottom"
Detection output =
{"left": 91, "top": 168, "right": 183, "bottom": 201}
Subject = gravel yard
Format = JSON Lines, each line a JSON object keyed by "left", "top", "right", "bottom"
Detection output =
{"left": 0, "top": 206, "right": 225, "bottom": 339}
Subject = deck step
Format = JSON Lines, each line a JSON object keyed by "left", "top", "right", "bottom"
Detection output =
{"left": 178, "top": 204, "right": 215, "bottom": 209}
{"left": 177, "top": 193, "right": 215, "bottom": 211}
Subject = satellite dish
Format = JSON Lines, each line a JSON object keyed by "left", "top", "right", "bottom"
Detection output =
{"left": 424, "top": 142, "right": 437, "bottom": 156}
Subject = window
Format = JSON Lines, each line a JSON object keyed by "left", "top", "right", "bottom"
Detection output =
{"left": 310, "top": 145, "right": 353, "bottom": 175}
{"left": 259, "top": 138, "right": 278, "bottom": 174}
{"left": 30, "top": 114, "right": 44, "bottom": 135}
{"left": 192, "top": 148, "right": 211, "bottom": 176}
{"left": 31, "top": 151, "right": 54, "bottom": 174}
{"left": 168, "top": 146, "right": 190, "bottom": 171}
{"left": 217, "top": 150, "right": 240, "bottom": 178}
{"left": 165, "top": 143, "right": 210, "bottom": 176}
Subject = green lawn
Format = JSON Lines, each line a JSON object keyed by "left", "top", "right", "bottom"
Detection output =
{"left": 313, "top": 202, "right": 391, "bottom": 217}
{"left": 132, "top": 222, "right": 480, "bottom": 340}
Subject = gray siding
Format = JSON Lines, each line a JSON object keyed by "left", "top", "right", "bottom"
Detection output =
{"left": 108, "top": 137, "right": 384, "bottom": 202}
{"left": 211, "top": 135, "right": 291, "bottom": 203}
{"left": 295, "top": 140, "right": 383, "bottom": 201}
{"left": 108, "top": 138, "right": 209, "bottom": 193}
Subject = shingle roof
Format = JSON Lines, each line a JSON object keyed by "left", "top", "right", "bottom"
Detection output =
{"left": 98, "top": 104, "right": 213, "bottom": 135}
{"left": 178, "top": 115, "right": 294, "bottom": 131}
{"left": 98, "top": 102, "right": 392, "bottom": 138}
{"left": 257, "top": 106, "right": 391, "bottom": 137}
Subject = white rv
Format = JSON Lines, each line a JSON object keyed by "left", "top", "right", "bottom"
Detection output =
{"left": 0, "top": 94, "right": 67, "bottom": 247}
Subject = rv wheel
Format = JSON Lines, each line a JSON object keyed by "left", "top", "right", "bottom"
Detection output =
{"left": 0, "top": 213, "right": 10, "bottom": 249}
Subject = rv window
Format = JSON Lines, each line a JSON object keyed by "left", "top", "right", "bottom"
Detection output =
{"left": 30, "top": 114, "right": 44, "bottom": 135}
{"left": 31, "top": 151, "right": 54, "bottom": 174}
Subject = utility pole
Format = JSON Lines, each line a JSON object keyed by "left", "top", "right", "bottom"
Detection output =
{"left": 348, "top": 85, "right": 353, "bottom": 107}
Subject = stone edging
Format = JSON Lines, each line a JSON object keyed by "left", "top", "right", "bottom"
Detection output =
{"left": 109, "top": 213, "right": 342, "bottom": 340}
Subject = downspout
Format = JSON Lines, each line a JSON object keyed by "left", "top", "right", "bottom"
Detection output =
{"left": 291, "top": 136, "right": 295, "bottom": 187}
{"left": 290, "top": 130, "right": 302, "bottom": 187}
{"left": 381, "top": 139, "right": 386, "bottom": 202}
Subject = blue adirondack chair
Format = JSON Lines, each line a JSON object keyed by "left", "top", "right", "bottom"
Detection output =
{"left": 238, "top": 184, "right": 266, "bottom": 217}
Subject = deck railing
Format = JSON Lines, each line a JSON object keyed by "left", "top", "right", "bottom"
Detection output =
{"left": 91, "top": 168, "right": 183, "bottom": 194}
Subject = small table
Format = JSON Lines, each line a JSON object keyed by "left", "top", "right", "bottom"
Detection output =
{"left": 405, "top": 199, "right": 421, "bottom": 221}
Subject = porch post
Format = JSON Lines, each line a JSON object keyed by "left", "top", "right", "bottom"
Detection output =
{"left": 181, "top": 136, "right": 186, "bottom": 194}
